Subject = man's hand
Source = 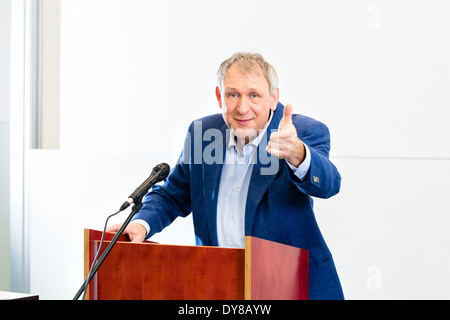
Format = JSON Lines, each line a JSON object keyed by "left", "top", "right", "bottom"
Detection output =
{"left": 105, "top": 223, "right": 147, "bottom": 243}
{"left": 266, "top": 104, "right": 306, "bottom": 167}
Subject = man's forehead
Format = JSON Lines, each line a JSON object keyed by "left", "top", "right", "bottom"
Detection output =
{"left": 224, "top": 64, "right": 269, "bottom": 89}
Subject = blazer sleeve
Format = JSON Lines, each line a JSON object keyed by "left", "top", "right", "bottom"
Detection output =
{"left": 288, "top": 115, "right": 341, "bottom": 199}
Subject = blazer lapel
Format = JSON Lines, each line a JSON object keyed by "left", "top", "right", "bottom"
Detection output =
{"left": 245, "top": 103, "right": 284, "bottom": 235}
{"left": 203, "top": 122, "right": 229, "bottom": 246}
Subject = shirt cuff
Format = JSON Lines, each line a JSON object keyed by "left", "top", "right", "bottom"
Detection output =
{"left": 130, "top": 219, "right": 150, "bottom": 237}
{"left": 287, "top": 143, "right": 311, "bottom": 181}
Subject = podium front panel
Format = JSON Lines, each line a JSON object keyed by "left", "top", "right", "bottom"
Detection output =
{"left": 85, "top": 230, "right": 244, "bottom": 299}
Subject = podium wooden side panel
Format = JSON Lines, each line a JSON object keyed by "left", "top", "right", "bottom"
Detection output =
{"left": 84, "top": 229, "right": 130, "bottom": 299}
{"left": 245, "top": 236, "right": 309, "bottom": 300}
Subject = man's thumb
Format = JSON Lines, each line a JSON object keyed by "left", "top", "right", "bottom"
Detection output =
{"left": 279, "top": 104, "right": 293, "bottom": 130}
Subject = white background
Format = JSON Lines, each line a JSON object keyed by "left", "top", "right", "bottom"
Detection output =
{"left": 4, "top": 0, "right": 450, "bottom": 299}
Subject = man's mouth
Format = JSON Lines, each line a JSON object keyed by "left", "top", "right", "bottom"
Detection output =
{"left": 235, "top": 118, "right": 252, "bottom": 125}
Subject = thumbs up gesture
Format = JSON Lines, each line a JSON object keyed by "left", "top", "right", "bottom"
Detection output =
{"left": 266, "top": 104, "right": 306, "bottom": 167}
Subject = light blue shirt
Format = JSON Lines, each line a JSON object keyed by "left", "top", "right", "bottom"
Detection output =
{"left": 133, "top": 113, "right": 311, "bottom": 244}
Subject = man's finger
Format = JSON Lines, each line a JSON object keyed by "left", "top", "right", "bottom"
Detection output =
{"left": 284, "top": 103, "right": 293, "bottom": 120}
{"left": 105, "top": 223, "right": 127, "bottom": 234}
{"left": 266, "top": 143, "right": 286, "bottom": 159}
{"left": 269, "top": 131, "right": 280, "bottom": 143}
{"left": 279, "top": 103, "right": 293, "bottom": 130}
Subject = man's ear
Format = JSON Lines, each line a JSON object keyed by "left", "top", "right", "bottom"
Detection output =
{"left": 270, "top": 88, "right": 280, "bottom": 111}
{"left": 215, "top": 86, "right": 223, "bottom": 109}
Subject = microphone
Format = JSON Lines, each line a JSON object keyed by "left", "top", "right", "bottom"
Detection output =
{"left": 119, "top": 163, "right": 170, "bottom": 211}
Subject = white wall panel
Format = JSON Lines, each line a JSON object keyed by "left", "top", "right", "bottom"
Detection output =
{"left": 314, "top": 158, "right": 450, "bottom": 299}
{"left": 28, "top": 150, "right": 194, "bottom": 300}
{"left": 59, "top": 0, "right": 450, "bottom": 158}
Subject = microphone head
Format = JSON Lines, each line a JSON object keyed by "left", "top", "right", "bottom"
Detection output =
{"left": 155, "top": 163, "right": 170, "bottom": 179}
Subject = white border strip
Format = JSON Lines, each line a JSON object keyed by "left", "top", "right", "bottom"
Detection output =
{"left": 9, "top": 0, "right": 41, "bottom": 293}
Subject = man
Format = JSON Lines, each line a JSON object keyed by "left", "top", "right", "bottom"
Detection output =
{"left": 107, "top": 52, "right": 344, "bottom": 299}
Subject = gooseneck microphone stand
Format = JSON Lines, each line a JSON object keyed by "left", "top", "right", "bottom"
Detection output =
{"left": 73, "top": 198, "right": 143, "bottom": 300}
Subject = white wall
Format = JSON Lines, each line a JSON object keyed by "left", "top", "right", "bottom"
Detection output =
{"left": 23, "top": 0, "right": 450, "bottom": 299}
{"left": 27, "top": 150, "right": 195, "bottom": 299}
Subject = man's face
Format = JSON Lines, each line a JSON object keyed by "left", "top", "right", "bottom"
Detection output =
{"left": 216, "top": 63, "right": 279, "bottom": 144}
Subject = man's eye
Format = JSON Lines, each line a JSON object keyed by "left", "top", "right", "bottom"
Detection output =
{"left": 229, "top": 93, "right": 238, "bottom": 98}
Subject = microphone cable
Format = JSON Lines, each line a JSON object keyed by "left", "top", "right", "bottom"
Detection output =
{"left": 80, "top": 209, "right": 121, "bottom": 300}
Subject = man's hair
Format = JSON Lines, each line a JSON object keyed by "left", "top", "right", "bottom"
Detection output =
{"left": 217, "top": 52, "right": 279, "bottom": 95}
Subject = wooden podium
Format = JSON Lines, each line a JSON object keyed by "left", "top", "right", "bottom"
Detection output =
{"left": 84, "top": 229, "right": 308, "bottom": 300}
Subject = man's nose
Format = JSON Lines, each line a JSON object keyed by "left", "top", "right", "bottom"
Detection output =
{"left": 237, "top": 97, "right": 250, "bottom": 114}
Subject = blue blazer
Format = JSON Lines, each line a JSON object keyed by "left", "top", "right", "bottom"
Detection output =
{"left": 134, "top": 103, "right": 344, "bottom": 299}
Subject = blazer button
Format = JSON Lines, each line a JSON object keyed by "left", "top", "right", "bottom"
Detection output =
{"left": 313, "top": 176, "right": 320, "bottom": 183}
